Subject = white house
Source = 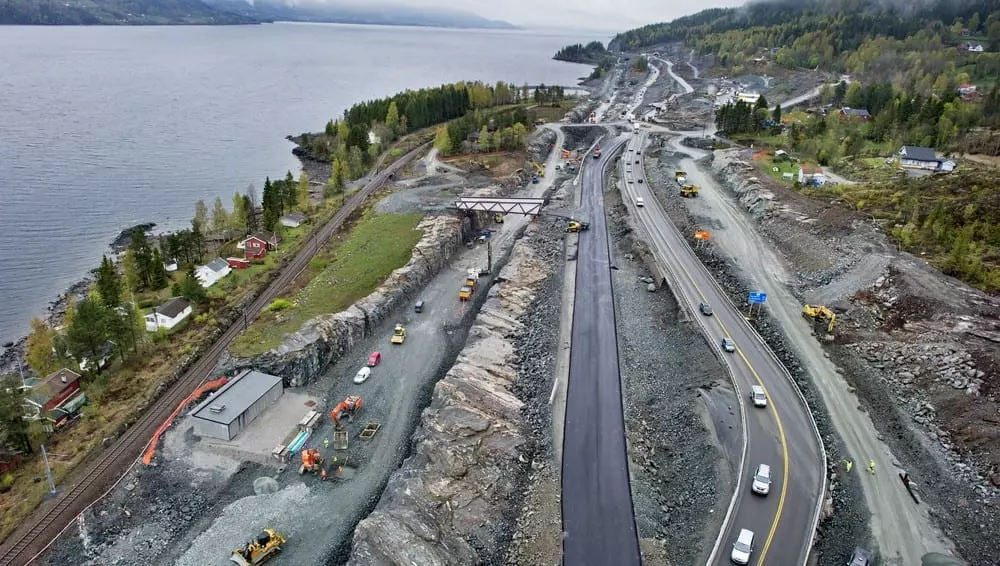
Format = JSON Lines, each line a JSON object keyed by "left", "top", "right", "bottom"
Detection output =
{"left": 195, "top": 258, "right": 232, "bottom": 288}
{"left": 145, "top": 297, "right": 192, "bottom": 332}
{"left": 899, "top": 146, "right": 955, "bottom": 172}
{"left": 966, "top": 42, "right": 984, "bottom": 53}
{"left": 798, "top": 165, "right": 826, "bottom": 186}
{"left": 736, "top": 91, "right": 761, "bottom": 105}
{"left": 280, "top": 213, "right": 306, "bottom": 228}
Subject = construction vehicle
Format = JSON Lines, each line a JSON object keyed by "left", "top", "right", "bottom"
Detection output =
{"left": 532, "top": 161, "right": 545, "bottom": 177}
{"left": 330, "top": 395, "right": 363, "bottom": 430}
{"left": 588, "top": 111, "right": 597, "bottom": 123}
{"left": 680, "top": 184, "right": 700, "bottom": 198}
{"left": 494, "top": 213, "right": 504, "bottom": 224}
{"left": 566, "top": 220, "right": 590, "bottom": 233}
{"left": 230, "top": 529, "right": 286, "bottom": 566}
{"left": 592, "top": 147, "right": 602, "bottom": 159}
{"left": 391, "top": 324, "right": 406, "bottom": 344}
{"left": 675, "top": 170, "right": 687, "bottom": 185}
{"left": 299, "top": 448, "right": 327, "bottom": 479}
{"left": 532, "top": 175, "right": 539, "bottom": 184}
{"left": 802, "top": 304, "right": 837, "bottom": 333}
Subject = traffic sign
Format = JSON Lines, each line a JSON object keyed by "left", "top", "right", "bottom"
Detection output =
{"left": 748, "top": 292, "right": 767, "bottom": 304}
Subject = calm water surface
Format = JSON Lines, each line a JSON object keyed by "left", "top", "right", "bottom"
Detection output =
{"left": 0, "top": 23, "right": 594, "bottom": 345}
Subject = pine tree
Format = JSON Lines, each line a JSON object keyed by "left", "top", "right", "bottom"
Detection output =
{"left": 151, "top": 249, "right": 169, "bottom": 290}
{"left": 95, "top": 255, "right": 122, "bottom": 309}
{"left": 231, "top": 191, "right": 248, "bottom": 234}
{"left": 385, "top": 101, "right": 400, "bottom": 135}
{"left": 66, "top": 297, "right": 109, "bottom": 368}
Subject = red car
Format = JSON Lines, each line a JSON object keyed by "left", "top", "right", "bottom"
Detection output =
{"left": 367, "top": 352, "right": 382, "bottom": 367}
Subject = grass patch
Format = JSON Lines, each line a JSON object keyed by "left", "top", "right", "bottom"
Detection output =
{"left": 231, "top": 212, "right": 424, "bottom": 356}
{"left": 529, "top": 100, "right": 577, "bottom": 123}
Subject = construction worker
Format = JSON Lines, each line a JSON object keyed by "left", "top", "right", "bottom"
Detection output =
{"left": 868, "top": 460, "right": 876, "bottom": 474}
{"left": 844, "top": 459, "right": 853, "bottom": 473}
{"left": 902, "top": 472, "right": 910, "bottom": 487}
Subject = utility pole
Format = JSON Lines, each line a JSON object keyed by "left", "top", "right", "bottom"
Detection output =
{"left": 41, "top": 444, "right": 58, "bottom": 497}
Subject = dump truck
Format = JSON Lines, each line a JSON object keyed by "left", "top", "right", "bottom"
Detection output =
{"left": 459, "top": 269, "right": 478, "bottom": 301}
{"left": 230, "top": 529, "right": 286, "bottom": 566}
{"left": 390, "top": 324, "right": 406, "bottom": 344}
{"left": 680, "top": 184, "right": 700, "bottom": 198}
{"left": 675, "top": 171, "right": 687, "bottom": 185}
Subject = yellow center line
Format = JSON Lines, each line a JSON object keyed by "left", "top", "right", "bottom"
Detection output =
{"left": 632, "top": 160, "right": 790, "bottom": 563}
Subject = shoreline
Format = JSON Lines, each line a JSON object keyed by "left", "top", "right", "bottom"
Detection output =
{"left": 0, "top": 222, "right": 159, "bottom": 379}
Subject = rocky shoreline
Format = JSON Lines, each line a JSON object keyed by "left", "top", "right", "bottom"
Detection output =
{"left": 0, "top": 222, "right": 155, "bottom": 378}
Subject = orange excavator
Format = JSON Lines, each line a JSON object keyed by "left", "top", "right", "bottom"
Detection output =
{"left": 330, "top": 395, "right": 363, "bottom": 429}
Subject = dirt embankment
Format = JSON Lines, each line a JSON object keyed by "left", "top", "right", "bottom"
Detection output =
{"left": 346, "top": 220, "right": 565, "bottom": 565}
{"left": 697, "top": 145, "right": 1000, "bottom": 565}
{"left": 217, "top": 214, "right": 467, "bottom": 387}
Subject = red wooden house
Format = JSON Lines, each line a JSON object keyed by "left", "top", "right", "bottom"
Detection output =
{"left": 227, "top": 257, "right": 251, "bottom": 269}
{"left": 24, "top": 368, "right": 88, "bottom": 429}
{"left": 238, "top": 232, "right": 281, "bottom": 260}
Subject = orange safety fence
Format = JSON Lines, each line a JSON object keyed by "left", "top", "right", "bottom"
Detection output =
{"left": 141, "top": 376, "right": 229, "bottom": 465}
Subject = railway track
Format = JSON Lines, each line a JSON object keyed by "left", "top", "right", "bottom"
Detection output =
{"left": 0, "top": 145, "right": 426, "bottom": 566}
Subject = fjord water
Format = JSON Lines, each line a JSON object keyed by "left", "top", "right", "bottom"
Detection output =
{"left": 0, "top": 23, "right": 594, "bottom": 345}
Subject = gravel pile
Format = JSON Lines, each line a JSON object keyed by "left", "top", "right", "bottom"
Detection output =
{"left": 605, "top": 189, "right": 734, "bottom": 565}
{"left": 641, "top": 157, "right": 872, "bottom": 566}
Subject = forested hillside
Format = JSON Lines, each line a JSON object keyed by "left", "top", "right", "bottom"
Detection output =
{"left": 0, "top": 0, "right": 259, "bottom": 24}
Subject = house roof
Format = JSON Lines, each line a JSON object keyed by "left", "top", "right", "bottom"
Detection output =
{"left": 901, "top": 146, "right": 939, "bottom": 162}
{"left": 841, "top": 107, "right": 871, "bottom": 117}
{"left": 281, "top": 213, "right": 305, "bottom": 223}
{"left": 189, "top": 369, "right": 283, "bottom": 425}
{"left": 28, "top": 368, "right": 81, "bottom": 405}
{"left": 205, "top": 258, "right": 229, "bottom": 273}
{"left": 156, "top": 297, "right": 191, "bottom": 318}
{"left": 800, "top": 165, "right": 823, "bottom": 174}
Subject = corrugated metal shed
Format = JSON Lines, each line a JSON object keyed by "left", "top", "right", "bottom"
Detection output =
{"left": 190, "top": 369, "right": 283, "bottom": 440}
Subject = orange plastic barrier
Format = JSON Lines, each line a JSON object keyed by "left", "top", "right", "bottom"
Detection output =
{"left": 141, "top": 377, "right": 228, "bottom": 465}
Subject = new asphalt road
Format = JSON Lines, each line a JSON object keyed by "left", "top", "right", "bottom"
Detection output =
{"left": 561, "top": 135, "right": 642, "bottom": 566}
{"left": 620, "top": 130, "right": 825, "bottom": 565}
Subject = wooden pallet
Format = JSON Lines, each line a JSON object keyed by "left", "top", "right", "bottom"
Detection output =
{"left": 333, "top": 430, "right": 348, "bottom": 450}
{"left": 359, "top": 423, "right": 381, "bottom": 441}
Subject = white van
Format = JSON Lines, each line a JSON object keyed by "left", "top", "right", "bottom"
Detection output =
{"left": 751, "top": 464, "right": 772, "bottom": 495}
{"left": 635, "top": 197, "right": 645, "bottom": 208}
{"left": 750, "top": 385, "right": 768, "bottom": 408}
{"left": 731, "top": 529, "right": 754, "bottom": 564}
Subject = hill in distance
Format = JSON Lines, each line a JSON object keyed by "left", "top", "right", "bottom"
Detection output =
{"left": 203, "top": 0, "right": 517, "bottom": 29}
{"left": 0, "top": 0, "right": 261, "bottom": 25}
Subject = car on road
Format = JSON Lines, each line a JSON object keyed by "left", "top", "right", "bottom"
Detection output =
{"left": 635, "top": 197, "right": 645, "bottom": 207}
{"left": 847, "top": 547, "right": 873, "bottom": 566}
{"left": 750, "top": 385, "right": 768, "bottom": 408}
{"left": 637, "top": 178, "right": 643, "bottom": 183}
{"left": 367, "top": 351, "right": 381, "bottom": 367}
{"left": 634, "top": 159, "right": 639, "bottom": 164}
{"left": 721, "top": 337, "right": 735, "bottom": 352}
{"left": 353, "top": 366, "right": 372, "bottom": 384}
{"left": 699, "top": 302, "right": 713, "bottom": 316}
{"left": 731, "top": 528, "right": 754, "bottom": 564}
{"left": 751, "top": 464, "right": 772, "bottom": 495}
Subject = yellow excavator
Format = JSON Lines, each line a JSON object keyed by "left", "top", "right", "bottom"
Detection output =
{"left": 680, "top": 184, "right": 700, "bottom": 198}
{"left": 532, "top": 161, "right": 545, "bottom": 177}
{"left": 802, "top": 304, "right": 837, "bottom": 333}
{"left": 566, "top": 220, "right": 590, "bottom": 233}
{"left": 230, "top": 529, "right": 286, "bottom": 565}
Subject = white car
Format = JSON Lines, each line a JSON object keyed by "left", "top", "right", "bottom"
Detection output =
{"left": 750, "top": 385, "right": 768, "bottom": 408}
{"left": 731, "top": 529, "right": 754, "bottom": 564}
{"left": 353, "top": 366, "right": 372, "bottom": 384}
{"left": 751, "top": 464, "right": 771, "bottom": 495}
{"left": 635, "top": 197, "right": 645, "bottom": 207}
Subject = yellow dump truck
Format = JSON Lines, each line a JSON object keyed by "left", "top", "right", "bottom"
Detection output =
{"left": 680, "top": 184, "right": 700, "bottom": 198}
{"left": 391, "top": 324, "right": 406, "bottom": 344}
{"left": 459, "top": 269, "right": 478, "bottom": 301}
{"left": 230, "top": 529, "right": 286, "bottom": 565}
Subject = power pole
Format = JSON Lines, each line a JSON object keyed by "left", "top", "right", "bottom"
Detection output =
{"left": 41, "top": 444, "right": 58, "bottom": 497}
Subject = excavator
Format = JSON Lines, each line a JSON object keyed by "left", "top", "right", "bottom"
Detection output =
{"left": 330, "top": 395, "right": 363, "bottom": 428}
{"left": 802, "top": 304, "right": 837, "bottom": 333}
{"left": 566, "top": 220, "right": 590, "bottom": 233}
{"left": 391, "top": 324, "right": 406, "bottom": 344}
{"left": 680, "top": 184, "right": 700, "bottom": 198}
{"left": 230, "top": 529, "right": 286, "bottom": 565}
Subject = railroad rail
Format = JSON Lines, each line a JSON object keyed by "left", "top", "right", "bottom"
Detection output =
{"left": 0, "top": 144, "right": 427, "bottom": 566}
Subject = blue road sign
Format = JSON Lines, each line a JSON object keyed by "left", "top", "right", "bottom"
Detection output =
{"left": 748, "top": 292, "right": 767, "bottom": 304}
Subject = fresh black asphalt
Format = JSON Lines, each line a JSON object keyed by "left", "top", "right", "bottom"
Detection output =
{"left": 561, "top": 136, "right": 642, "bottom": 566}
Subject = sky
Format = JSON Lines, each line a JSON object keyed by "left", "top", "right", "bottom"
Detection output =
{"left": 413, "top": 0, "right": 748, "bottom": 31}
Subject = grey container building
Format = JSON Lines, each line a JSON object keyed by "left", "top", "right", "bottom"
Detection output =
{"left": 190, "top": 369, "right": 284, "bottom": 441}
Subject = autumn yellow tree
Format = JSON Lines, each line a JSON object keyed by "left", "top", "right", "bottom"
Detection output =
{"left": 25, "top": 318, "right": 57, "bottom": 376}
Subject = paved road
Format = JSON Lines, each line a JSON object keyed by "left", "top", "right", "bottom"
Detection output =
{"left": 621, "top": 130, "right": 825, "bottom": 566}
{"left": 561, "top": 136, "right": 641, "bottom": 566}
